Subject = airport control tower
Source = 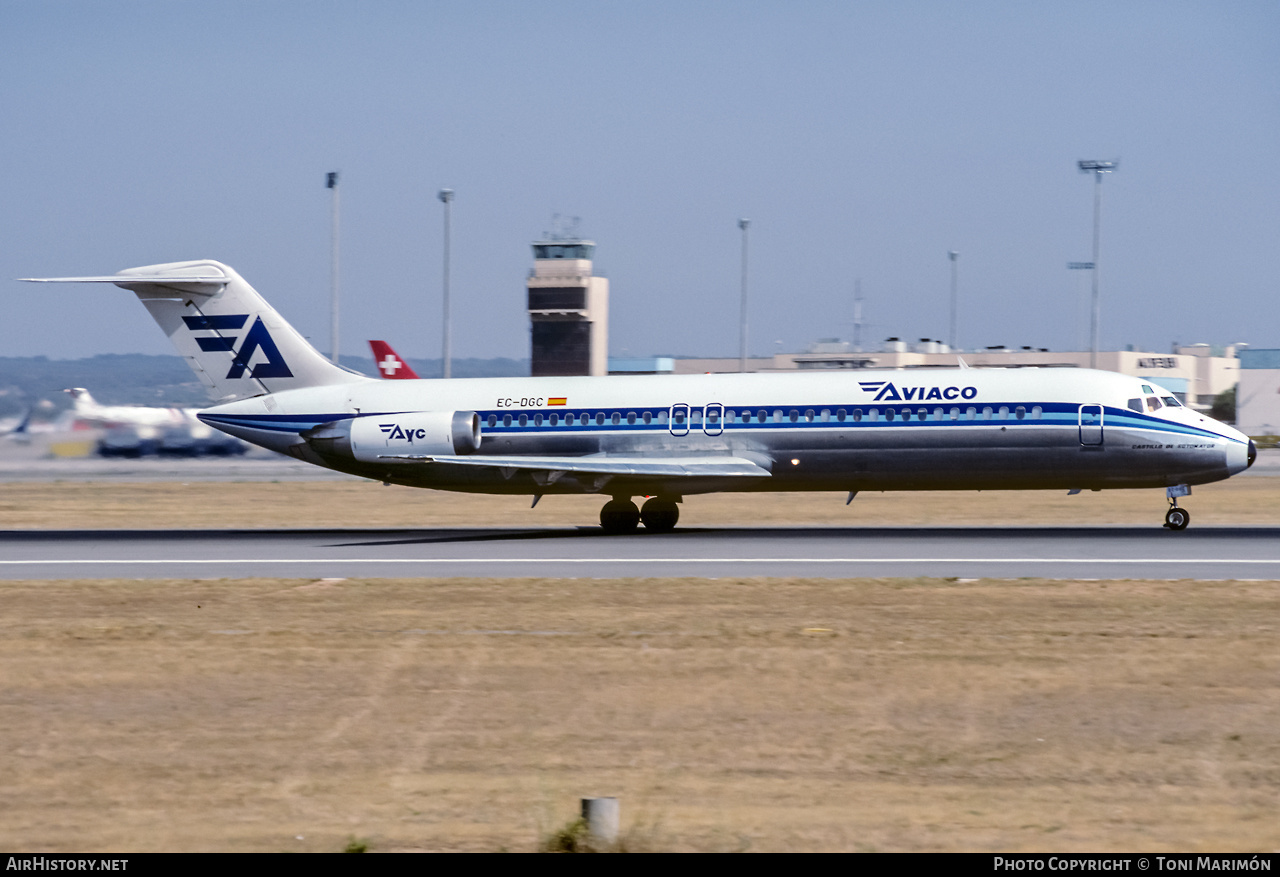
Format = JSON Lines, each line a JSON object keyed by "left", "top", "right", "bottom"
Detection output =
{"left": 526, "top": 234, "right": 608, "bottom": 377}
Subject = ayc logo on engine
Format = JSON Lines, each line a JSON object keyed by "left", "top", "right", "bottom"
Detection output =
{"left": 182, "top": 314, "right": 293, "bottom": 380}
{"left": 379, "top": 423, "right": 427, "bottom": 442}
{"left": 858, "top": 380, "right": 977, "bottom": 402}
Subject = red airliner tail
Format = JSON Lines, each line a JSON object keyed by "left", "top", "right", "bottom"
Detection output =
{"left": 368, "top": 340, "right": 421, "bottom": 379}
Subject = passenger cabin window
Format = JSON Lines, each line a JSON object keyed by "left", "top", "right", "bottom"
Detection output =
{"left": 966, "top": 407, "right": 976, "bottom": 420}
{"left": 949, "top": 407, "right": 959, "bottom": 420}
{"left": 1127, "top": 398, "right": 1143, "bottom": 413}
{"left": 643, "top": 412, "right": 652, "bottom": 424}
{"left": 534, "top": 414, "right": 543, "bottom": 426}
{"left": 611, "top": 412, "right": 621, "bottom": 425}
{"left": 1015, "top": 406, "right": 1025, "bottom": 420}
{"left": 518, "top": 414, "right": 528, "bottom": 426}
{"left": 1031, "top": 406, "right": 1042, "bottom": 419}
{"left": 773, "top": 410, "right": 783, "bottom": 422}
{"left": 487, "top": 414, "right": 497, "bottom": 427}
{"left": 820, "top": 409, "right": 830, "bottom": 422}
{"left": 706, "top": 409, "right": 720, "bottom": 424}
{"left": 869, "top": 408, "right": 879, "bottom": 421}
{"left": 595, "top": 412, "right": 606, "bottom": 425}
{"left": 626, "top": 412, "right": 636, "bottom": 425}
{"left": 998, "top": 406, "right": 1009, "bottom": 419}
{"left": 550, "top": 413, "right": 559, "bottom": 426}
{"left": 657, "top": 411, "right": 668, "bottom": 425}
{"left": 919, "top": 408, "right": 928, "bottom": 420}
{"left": 673, "top": 411, "right": 686, "bottom": 424}
{"left": 1146, "top": 397, "right": 1163, "bottom": 412}
{"left": 838, "top": 409, "right": 849, "bottom": 422}
{"left": 933, "top": 408, "right": 943, "bottom": 420}
{"left": 788, "top": 409, "right": 799, "bottom": 423}
{"left": 804, "top": 409, "right": 815, "bottom": 422}
{"left": 982, "top": 407, "right": 993, "bottom": 420}
{"left": 886, "top": 408, "right": 896, "bottom": 421}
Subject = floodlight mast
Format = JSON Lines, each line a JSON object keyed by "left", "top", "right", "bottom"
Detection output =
{"left": 438, "top": 188, "right": 454, "bottom": 379}
{"left": 948, "top": 250, "right": 959, "bottom": 352}
{"left": 326, "top": 171, "right": 340, "bottom": 364}
{"left": 1078, "top": 160, "right": 1117, "bottom": 369}
{"left": 738, "top": 218, "right": 750, "bottom": 373}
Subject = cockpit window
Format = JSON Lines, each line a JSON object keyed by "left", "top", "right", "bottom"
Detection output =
{"left": 1141, "top": 384, "right": 1154, "bottom": 394}
{"left": 1163, "top": 397, "right": 1181, "bottom": 408}
{"left": 1146, "top": 397, "right": 1163, "bottom": 412}
{"left": 1127, "top": 398, "right": 1143, "bottom": 413}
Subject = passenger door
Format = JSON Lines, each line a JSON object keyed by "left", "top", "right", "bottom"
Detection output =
{"left": 1078, "top": 404, "right": 1103, "bottom": 446}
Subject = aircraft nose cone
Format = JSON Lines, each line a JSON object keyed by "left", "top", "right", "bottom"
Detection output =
{"left": 1248, "top": 439, "right": 1257, "bottom": 468}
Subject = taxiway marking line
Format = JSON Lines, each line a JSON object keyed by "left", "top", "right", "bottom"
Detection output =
{"left": 2, "top": 558, "right": 1280, "bottom": 566}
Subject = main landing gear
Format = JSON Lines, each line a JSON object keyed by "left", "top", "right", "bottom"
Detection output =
{"left": 599, "top": 497, "right": 680, "bottom": 534}
{"left": 1164, "top": 484, "right": 1191, "bottom": 531}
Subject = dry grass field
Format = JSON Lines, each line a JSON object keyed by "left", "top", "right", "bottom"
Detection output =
{"left": 2, "top": 477, "right": 1278, "bottom": 851}
{"left": 2, "top": 575, "right": 1278, "bottom": 852}
{"left": 1, "top": 474, "right": 1279, "bottom": 529}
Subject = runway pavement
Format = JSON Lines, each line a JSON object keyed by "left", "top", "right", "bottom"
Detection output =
{"left": 3, "top": 525, "right": 1280, "bottom": 580}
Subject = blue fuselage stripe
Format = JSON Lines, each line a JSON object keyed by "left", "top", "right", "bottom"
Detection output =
{"left": 200, "top": 403, "right": 1239, "bottom": 445}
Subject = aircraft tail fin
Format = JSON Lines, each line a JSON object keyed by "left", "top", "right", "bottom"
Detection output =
{"left": 24, "top": 261, "right": 369, "bottom": 402}
{"left": 4, "top": 404, "right": 33, "bottom": 438}
{"left": 369, "top": 340, "right": 421, "bottom": 379}
{"left": 64, "top": 387, "right": 97, "bottom": 414}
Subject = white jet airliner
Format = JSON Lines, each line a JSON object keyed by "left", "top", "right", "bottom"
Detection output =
{"left": 64, "top": 387, "right": 198, "bottom": 428}
{"left": 24, "top": 260, "right": 1255, "bottom": 532}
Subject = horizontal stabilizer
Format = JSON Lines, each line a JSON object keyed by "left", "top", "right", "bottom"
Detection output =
{"left": 21, "top": 272, "right": 229, "bottom": 298}
{"left": 375, "top": 453, "right": 772, "bottom": 479}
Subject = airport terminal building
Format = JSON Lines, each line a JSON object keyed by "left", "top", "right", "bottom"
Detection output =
{"left": 612, "top": 340, "right": 1240, "bottom": 410}
{"left": 1237, "top": 348, "right": 1280, "bottom": 436}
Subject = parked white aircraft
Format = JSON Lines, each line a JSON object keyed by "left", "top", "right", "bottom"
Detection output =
{"left": 64, "top": 387, "right": 197, "bottom": 429}
{"left": 25, "top": 261, "right": 1254, "bottom": 531}
{"left": 0, "top": 405, "right": 34, "bottom": 443}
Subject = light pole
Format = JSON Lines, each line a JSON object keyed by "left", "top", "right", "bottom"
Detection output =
{"left": 948, "top": 250, "right": 959, "bottom": 352}
{"left": 438, "top": 188, "right": 454, "bottom": 379}
{"left": 326, "top": 171, "right": 340, "bottom": 364}
{"left": 738, "top": 218, "right": 750, "bottom": 373}
{"left": 1078, "top": 160, "right": 1117, "bottom": 369}
{"left": 1067, "top": 261, "right": 1095, "bottom": 352}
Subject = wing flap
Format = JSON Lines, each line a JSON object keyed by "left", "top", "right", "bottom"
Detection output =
{"left": 375, "top": 453, "right": 772, "bottom": 478}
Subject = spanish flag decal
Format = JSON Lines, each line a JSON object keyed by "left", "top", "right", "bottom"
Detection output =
{"left": 548, "top": 397, "right": 567, "bottom": 406}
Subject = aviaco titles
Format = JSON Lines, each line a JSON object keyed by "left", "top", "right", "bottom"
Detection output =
{"left": 24, "top": 261, "right": 1254, "bottom": 532}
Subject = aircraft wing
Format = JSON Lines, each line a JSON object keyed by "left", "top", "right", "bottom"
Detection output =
{"left": 376, "top": 453, "right": 772, "bottom": 479}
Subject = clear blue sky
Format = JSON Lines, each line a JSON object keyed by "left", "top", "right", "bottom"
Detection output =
{"left": 3, "top": 0, "right": 1277, "bottom": 361}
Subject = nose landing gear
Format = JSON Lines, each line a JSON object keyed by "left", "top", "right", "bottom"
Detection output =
{"left": 1164, "top": 506, "right": 1190, "bottom": 530}
{"left": 1164, "top": 484, "right": 1191, "bottom": 530}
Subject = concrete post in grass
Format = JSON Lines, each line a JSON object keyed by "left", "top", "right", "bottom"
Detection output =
{"left": 581, "top": 796, "right": 619, "bottom": 846}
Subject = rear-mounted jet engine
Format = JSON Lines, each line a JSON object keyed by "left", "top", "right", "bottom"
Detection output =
{"left": 303, "top": 411, "right": 481, "bottom": 462}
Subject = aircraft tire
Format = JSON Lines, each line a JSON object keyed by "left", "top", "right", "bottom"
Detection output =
{"left": 1164, "top": 507, "right": 1190, "bottom": 531}
{"left": 600, "top": 499, "right": 641, "bottom": 534}
{"left": 640, "top": 498, "right": 680, "bottom": 532}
